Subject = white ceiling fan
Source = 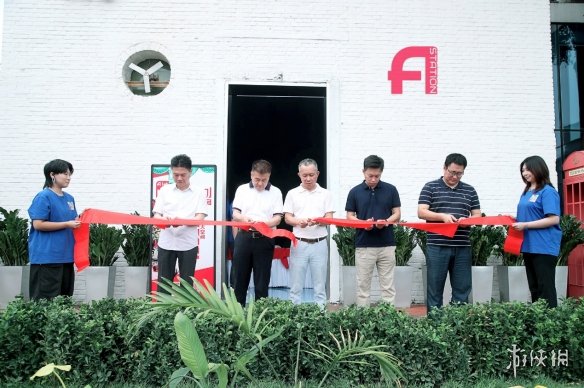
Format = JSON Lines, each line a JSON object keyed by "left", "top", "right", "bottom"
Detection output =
{"left": 129, "top": 61, "right": 164, "bottom": 93}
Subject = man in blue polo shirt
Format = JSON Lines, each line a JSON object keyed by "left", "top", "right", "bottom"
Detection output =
{"left": 418, "top": 153, "right": 481, "bottom": 310}
{"left": 345, "top": 155, "right": 401, "bottom": 306}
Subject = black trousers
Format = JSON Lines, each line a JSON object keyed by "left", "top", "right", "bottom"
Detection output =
{"left": 29, "top": 263, "right": 75, "bottom": 301}
{"left": 233, "top": 231, "right": 275, "bottom": 306}
{"left": 523, "top": 253, "right": 557, "bottom": 308}
{"left": 157, "top": 246, "right": 198, "bottom": 290}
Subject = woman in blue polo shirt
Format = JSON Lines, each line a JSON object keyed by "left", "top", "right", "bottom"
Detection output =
{"left": 28, "top": 159, "right": 81, "bottom": 300}
{"left": 512, "top": 155, "right": 562, "bottom": 307}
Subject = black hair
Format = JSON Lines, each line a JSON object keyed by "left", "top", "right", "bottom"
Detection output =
{"left": 444, "top": 153, "right": 468, "bottom": 168}
{"left": 363, "top": 155, "right": 384, "bottom": 171}
{"left": 170, "top": 154, "right": 192, "bottom": 170}
{"left": 520, "top": 155, "right": 553, "bottom": 194}
{"left": 43, "top": 159, "right": 74, "bottom": 189}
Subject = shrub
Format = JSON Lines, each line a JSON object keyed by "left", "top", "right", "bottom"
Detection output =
{"left": 394, "top": 224, "right": 416, "bottom": 266}
{"left": 122, "top": 212, "right": 152, "bottom": 266}
{"left": 89, "top": 224, "right": 124, "bottom": 266}
{"left": 469, "top": 224, "right": 506, "bottom": 266}
{"left": 1, "top": 296, "right": 583, "bottom": 386}
{"left": 0, "top": 207, "right": 29, "bottom": 266}
{"left": 558, "top": 214, "right": 584, "bottom": 266}
{"left": 332, "top": 226, "right": 356, "bottom": 266}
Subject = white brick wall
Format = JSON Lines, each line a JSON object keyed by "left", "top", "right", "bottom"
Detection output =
{"left": 0, "top": 0, "right": 555, "bottom": 303}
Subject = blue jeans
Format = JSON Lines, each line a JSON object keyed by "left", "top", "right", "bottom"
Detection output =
{"left": 426, "top": 245, "right": 471, "bottom": 309}
{"left": 289, "top": 239, "right": 328, "bottom": 307}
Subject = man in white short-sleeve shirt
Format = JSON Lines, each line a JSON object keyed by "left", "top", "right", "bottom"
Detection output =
{"left": 231, "top": 159, "right": 283, "bottom": 306}
{"left": 284, "top": 158, "right": 334, "bottom": 308}
{"left": 153, "top": 154, "right": 208, "bottom": 289}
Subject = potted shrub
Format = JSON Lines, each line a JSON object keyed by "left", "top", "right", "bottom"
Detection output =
{"left": 332, "top": 226, "right": 356, "bottom": 305}
{"left": 84, "top": 224, "right": 124, "bottom": 301}
{"left": 121, "top": 213, "right": 152, "bottom": 298}
{"left": 469, "top": 224, "right": 506, "bottom": 303}
{"left": 498, "top": 215, "right": 584, "bottom": 304}
{"left": 497, "top": 226, "right": 530, "bottom": 302}
{"left": 0, "top": 207, "right": 29, "bottom": 307}
{"left": 557, "top": 214, "right": 584, "bottom": 302}
{"left": 394, "top": 223, "right": 416, "bottom": 308}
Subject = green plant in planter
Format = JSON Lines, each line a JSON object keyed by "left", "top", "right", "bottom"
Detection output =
{"left": 469, "top": 224, "right": 506, "bottom": 266}
{"left": 413, "top": 229, "right": 428, "bottom": 260}
{"left": 0, "top": 207, "right": 29, "bottom": 266}
{"left": 394, "top": 223, "right": 416, "bottom": 266}
{"left": 89, "top": 224, "right": 124, "bottom": 266}
{"left": 122, "top": 212, "right": 152, "bottom": 267}
{"left": 332, "top": 226, "right": 355, "bottom": 266}
{"left": 501, "top": 251, "right": 524, "bottom": 266}
{"left": 558, "top": 214, "right": 584, "bottom": 266}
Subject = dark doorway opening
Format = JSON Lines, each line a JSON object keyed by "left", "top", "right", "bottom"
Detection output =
{"left": 226, "top": 84, "right": 327, "bottom": 249}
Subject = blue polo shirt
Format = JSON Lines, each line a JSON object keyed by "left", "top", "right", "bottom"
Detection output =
{"left": 418, "top": 177, "right": 480, "bottom": 246}
{"left": 28, "top": 188, "right": 78, "bottom": 264}
{"left": 345, "top": 180, "right": 401, "bottom": 247}
{"left": 516, "top": 184, "right": 561, "bottom": 256}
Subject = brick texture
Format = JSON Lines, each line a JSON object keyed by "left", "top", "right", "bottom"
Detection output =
{"left": 0, "top": 0, "right": 555, "bottom": 303}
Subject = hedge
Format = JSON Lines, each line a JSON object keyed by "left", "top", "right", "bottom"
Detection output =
{"left": 0, "top": 296, "right": 583, "bottom": 387}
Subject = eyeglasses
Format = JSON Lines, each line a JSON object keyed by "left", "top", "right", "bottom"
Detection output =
{"left": 446, "top": 169, "right": 464, "bottom": 178}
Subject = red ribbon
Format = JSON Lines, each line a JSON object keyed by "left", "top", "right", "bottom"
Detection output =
{"left": 73, "top": 208, "right": 297, "bottom": 272}
{"left": 313, "top": 215, "right": 523, "bottom": 256}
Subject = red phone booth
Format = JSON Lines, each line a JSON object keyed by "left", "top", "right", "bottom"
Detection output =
{"left": 563, "top": 151, "right": 584, "bottom": 297}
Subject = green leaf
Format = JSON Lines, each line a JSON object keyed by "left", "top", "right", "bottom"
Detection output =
{"left": 30, "top": 363, "right": 58, "bottom": 379}
{"left": 174, "top": 311, "right": 209, "bottom": 380}
{"left": 168, "top": 367, "right": 191, "bottom": 388}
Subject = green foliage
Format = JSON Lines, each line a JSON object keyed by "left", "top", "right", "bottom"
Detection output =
{"left": 333, "top": 224, "right": 417, "bottom": 266}
{"left": 501, "top": 252, "right": 524, "bottom": 266}
{"left": 332, "top": 226, "right": 356, "bottom": 266}
{"left": 413, "top": 229, "right": 428, "bottom": 260}
{"left": 173, "top": 311, "right": 229, "bottom": 388}
{"left": 434, "top": 299, "right": 584, "bottom": 382}
{"left": 394, "top": 224, "right": 416, "bottom": 266}
{"left": 122, "top": 212, "right": 151, "bottom": 266}
{"left": 304, "top": 327, "right": 403, "bottom": 387}
{"left": 558, "top": 214, "right": 584, "bottom": 266}
{"left": 469, "top": 224, "right": 506, "bottom": 266}
{"left": 2, "top": 296, "right": 584, "bottom": 386}
{"left": 0, "top": 207, "right": 29, "bottom": 266}
{"left": 142, "top": 278, "right": 284, "bottom": 387}
{"left": 89, "top": 224, "right": 124, "bottom": 266}
{"left": 0, "top": 296, "right": 149, "bottom": 386}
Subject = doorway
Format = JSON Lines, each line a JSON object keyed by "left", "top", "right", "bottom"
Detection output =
{"left": 226, "top": 84, "right": 327, "bottom": 297}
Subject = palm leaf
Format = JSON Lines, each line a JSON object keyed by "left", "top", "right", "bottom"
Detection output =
{"left": 174, "top": 311, "right": 209, "bottom": 380}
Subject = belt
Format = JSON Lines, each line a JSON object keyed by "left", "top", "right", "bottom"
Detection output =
{"left": 296, "top": 236, "right": 327, "bottom": 244}
{"left": 241, "top": 229, "right": 268, "bottom": 239}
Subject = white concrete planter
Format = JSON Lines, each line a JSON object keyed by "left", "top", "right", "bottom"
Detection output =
{"left": 84, "top": 266, "right": 116, "bottom": 302}
{"left": 556, "top": 266, "right": 568, "bottom": 305}
{"left": 0, "top": 266, "right": 27, "bottom": 308}
{"left": 497, "top": 266, "right": 531, "bottom": 303}
{"left": 394, "top": 266, "right": 414, "bottom": 308}
{"left": 122, "top": 266, "right": 149, "bottom": 299}
{"left": 341, "top": 265, "right": 356, "bottom": 306}
{"left": 470, "top": 266, "right": 494, "bottom": 304}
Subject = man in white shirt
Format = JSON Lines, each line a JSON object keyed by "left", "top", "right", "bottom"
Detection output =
{"left": 231, "top": 159, "right": 283, "bottom": 306}
{"left": 284, "top": 158, "right": 334, "bottom": 308}
{"left": 153, "top": 154, "right": 208, "bottom": 289}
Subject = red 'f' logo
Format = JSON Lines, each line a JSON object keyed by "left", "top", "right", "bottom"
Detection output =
{"left": 388, "top": 46, "right": 438, "bottom": 94}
